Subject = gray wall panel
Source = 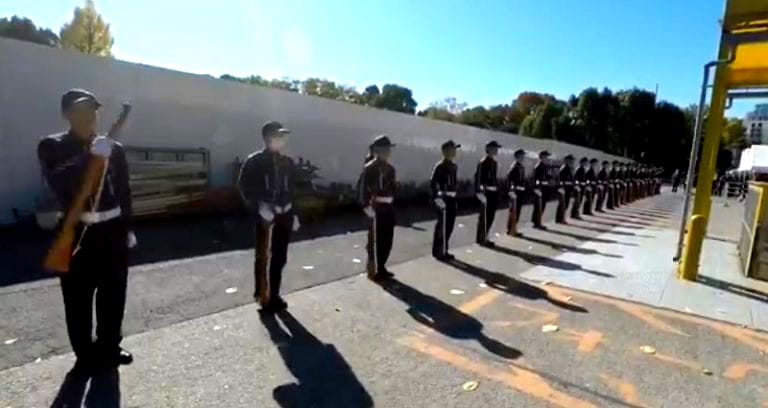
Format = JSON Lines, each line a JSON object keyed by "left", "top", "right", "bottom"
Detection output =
{"left": 0, "top": 38, "right": 627, "bottom": 224}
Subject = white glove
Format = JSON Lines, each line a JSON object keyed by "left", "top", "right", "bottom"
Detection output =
{"left": 363, "top": 206, "right": 375, "bottom": 218}
{"left": 127, "top": 231, "right": 137, "bottom": 248}
{"left": 91, "top": 136, "right": 113, "bottom": 158}
{"left": 476, "top": 193, "right": 487, "bottom": 204}
{"left": 434, "top": 198, "right": 446, "bottom": 209}
{"left": 292, "top": 214, "right": 300, "bottom": 232}
{"left": 258, "top": 202, "right": 274, "bottom": 223}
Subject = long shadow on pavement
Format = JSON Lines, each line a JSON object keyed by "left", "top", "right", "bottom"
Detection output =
{"left": 259, "top": 310, "right": 374, "bottom": 408}
{"left": 567, "top": 223, "right": 653, "bottom": 238}
{"left": 444, "top": 259, "right": 588, "bottom": 313}
{"left": 51, "top": 367, "right": 121, "bottom": 408}
{"left": 378, "top": 278, "right": 522, "bottom": 360}
{"left": 540, "top": 227, "right": 639, "bottom": 246}
{"left": 486, "top": 243, "right": 615, "bottom": 279}
{"left": 514, "top": 235, "right": 622, "bottom": 259}
{"left": 593, "top": 213, "right": 665, "bottom": 227}
{"left": 579, "top": 217, "right": 653, "bottom": 230}
{"left": 697, "top": 275, "right": 768, "bottom": 304}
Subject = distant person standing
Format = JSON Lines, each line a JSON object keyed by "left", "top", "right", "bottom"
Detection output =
{"left": 359, "top": 135, "right": 397, "bottom": 281}
{"left": 584, "top": 158, "right": 598, "bottom": 215}
{"left": 507, "top": 149, "right": 541, "bottom": 235}
{"left": 671, "top": 169, "right": 681, "bottom": 192}
{"left": 609, "top": 160, "right": 621, "bottom": 208}
{"left": 558, "top": 154, "right": 579, "bottom": 223}
{"left": 574, "top": 157, "right": 590, "bottom": 216}
{"left": 475, "top": 141, "right": 501, "bottom": 246}
{"left": 238, "top": 121, "right": 300, "bottom": 312}
{"left": 597, "top": 160, "right": 611, "bottom": 211}
{"left": 431, "top": 140, "right": 460, "bottom": 260}
{"left": 532, "top": 150, "right": 552, "bottom": 230}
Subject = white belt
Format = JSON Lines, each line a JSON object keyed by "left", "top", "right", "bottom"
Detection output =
{"left": 514, "top": 186, "right": 526, "bottom": 191}
{"left": 538, "top": 181, "right": 551, "bottom": 186}
{"left": 438, "top": 191, "right": 457, "bottom": 197}
{"left": 562, "top": 181, "right": 574, "bottom": 186}
{"left": 274, "top": 203, "right": 293, "bottom": 214}
{"left": 481, "top": 185, "right": 498, "bottom": 191}
{"left": 375, "top": 196, "right": 394, "bottom": 204}
{"left": 58, "top": 207, "right": 122, "bottom": 225}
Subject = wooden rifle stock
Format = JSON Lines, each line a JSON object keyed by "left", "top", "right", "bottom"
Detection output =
{"left": 43, "top": 103, "right": 132, "bottom": 273}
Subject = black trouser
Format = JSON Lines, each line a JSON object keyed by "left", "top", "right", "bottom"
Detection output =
{"left": 60, "top": 218, "right": 128, "bottom": 362}
{"left": 562, "top": 186, "right": 580, "bottom": 220}
{"left": 605, "top": 184, "right": 615, "bottom": 209}
{"left": 255, "top": 213, "right": 293, "bottom": 305}
{"left": 595, "top": 185, "right": 606, "bottom": 211}
{"left": 582, "top": 185, "right": 594, "bottom": 215}
{"left": 508, "top": 189, "right": 541, "bottom": 233}
{"left": 433, "top": 198, "right": 457, "bottom": 257}
{"left": 368, "top": 203, "right": 395, "bottom": 276}
{"left": 476, "top": 192, "right": 499, "bottom": 243}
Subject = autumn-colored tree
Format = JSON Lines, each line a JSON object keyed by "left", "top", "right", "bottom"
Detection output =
{"left": 60, "top": 0, "right": 114, "bottom": 57}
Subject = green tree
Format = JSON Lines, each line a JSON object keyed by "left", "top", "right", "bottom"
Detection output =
{"left": 0, "top": 16, "right": 59, "bottom": 47}
{"left": 616, "top": 88, "right": 657, "bottom": 159}
{"left": 648, "top": 101, "right": 692, "bottom": 172}
{"left": 359, "top": 85, "right": 380, "bottom": 106}
{"left": 573, "top": 87, "right": 620, "bottom": 151}
{"left": 373, "top": 84, "right": 417, "bottom": 114}
{"left": 457, "top": 106, "right": 490, "bottom": 128}
{"left": 521, "top": 102, "right": 564, "bottom": 139}
{"left": 722, "top": 117, "right": 748, "bottom": 149}
{"left": 60, "top": 0, "right": 114, "bottom": 56}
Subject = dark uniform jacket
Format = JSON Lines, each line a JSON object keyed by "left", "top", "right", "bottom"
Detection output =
{"left": 359, "top": 159, "right": 397, "bottom": 205}
{"left": 507, "top": 162, "right": 527, "bottom": 192}
{"left": 37, "top": 131, "right": 132, "bottom": 224}
{"left": 474, "top": 156, "right": 498, "bottom": 193}
{"left": 574, "top": 167, "right": 587, "bottom": 186}
{"left": 533, "top": 162, "right": 549, "bottom": 187}
{"left": 430, "top": 159, "right": 458, "bottom": 199}
{"left": 598, "top": 169, "right": 609, "bottom": 184}
{"left": 559, "top": 165, "right": 575, "bottom": 187}
{"left": 586, "top": 168, "right": 598, "bottom": 185}
{"left": 237, "top": 149, "right": 297, "bottom": 210}
{"left": 609, "top": 168, "right": 619, "bottom": 182}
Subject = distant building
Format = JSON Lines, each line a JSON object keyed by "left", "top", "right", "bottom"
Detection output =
{"left": 746, "top": 104, "right": 768, "bottom": 145}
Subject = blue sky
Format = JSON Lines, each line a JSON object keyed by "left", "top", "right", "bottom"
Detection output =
{"left": 3, "top": 0, "right": 763, "bottom": 117}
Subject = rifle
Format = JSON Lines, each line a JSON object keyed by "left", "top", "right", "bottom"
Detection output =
{"left": 43, "top": 103, "right": 132, "bottom": 273}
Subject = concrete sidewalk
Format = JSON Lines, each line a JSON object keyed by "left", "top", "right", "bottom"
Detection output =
{"left": 3, "top": 191, "right": 768, "bottom": 407}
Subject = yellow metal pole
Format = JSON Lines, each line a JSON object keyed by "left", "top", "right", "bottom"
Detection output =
{"left": 678, "top": 62, "right": 729, "bottom": 280}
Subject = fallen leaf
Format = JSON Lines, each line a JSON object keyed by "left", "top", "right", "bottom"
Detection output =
{"left": 302, "top": 265, "right": 315, "bottom": 270}
{"left": 462, "top": 381, "right": 479, "bottom": 391}
{"left": 541, "top": 324, "right": 559, "bottom": 333}
{"left": 541, "top": 280, "right": 552, "bottom": 286}
{"left": 527, "top": 246, "right": 534, "bottom": 250}
{"left": 4, "top": 338, "right": 17, "bottom": 345}
{"left": 450, "top": 289, "right": 465, "bottom": 295}
{"left": 640, "top": 345, "right": 656, "bottom": 354}
{"left": 335, "top": 307, "right": 341, "bottom": 312}
{"left": 494, "top": 233, "right": 501, "bottom": 237}
{"left": 701, "top": 368, "right": 713, "bottom": 376}
{"left": 352, "top": 258, "right": 362, "bottom": 264}
{"left": 34, "top": 357, "right": 42, "bottom": 363}
{"left": 478, "top": 283, "right": 488, "bottom": 288}
{"left": 353, "top": 244, "right": 360, "bottom": 249}
{"left": 213, "top": 325, "right": 222, "bottom": 331}
{"left": 458, "top": 223, "right": 465, "bottom": 228}
{"left": 564, "top": 296, "right": 573, "bottom": 301}
{"left": 684, "top": 307, "right": 692, "bottom": 313}
{"left": 466, "top": 249, "right": 473, "bottom": 253}
{"left": 225, "top": 287, "right": 238, "bottom": 294}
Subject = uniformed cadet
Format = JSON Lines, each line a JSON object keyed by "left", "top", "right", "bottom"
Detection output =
{"left": 627, "top": 163, "right": 637, "bottom": 203}
{"left": 587, "top": 159, "right": 603, "bottom": 212}
{"left": 585, "top": 158, "right": 599, "bottom": 215}
{"left": 507, "top": 149, "right": 541, "bottom": 235}
{"left": 532, "top": 150, "right": 552, "bottom": 230}
{"left": 238, "top": 121, "right": 300, "bottom": 312}
{"left": 598, "top": 160, "right": 612, "bottom": 210}
{"left": 359, "top": 135, "right": 397, "bottom": 280}
{"left": 616, "top": 162, "right": 627, "bottom": 205}
{"left": 37, "top": 89, "right": 135, "bottom": 373}
{"left": 475, "top": 141, "right": 501, "bottom": 245}
{"left": 574, "top": 157, "right": 592, "bottom": 216}
{"left": 431, "top": 140, "right": 460, "bottom": 260}
{"left": 558, "top": 154, "right": 579, "bottom": 223}
{"left": 610, "top": 160, "right": 621, "bottom": 208}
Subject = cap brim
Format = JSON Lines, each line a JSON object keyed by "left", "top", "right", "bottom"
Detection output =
{"left": 68, "top": 97, "right": 101, "bottom": 110}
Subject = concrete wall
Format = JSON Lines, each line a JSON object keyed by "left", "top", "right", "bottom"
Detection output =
{"left": 0, "top": 38, "right": 627, "bottom": 225}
